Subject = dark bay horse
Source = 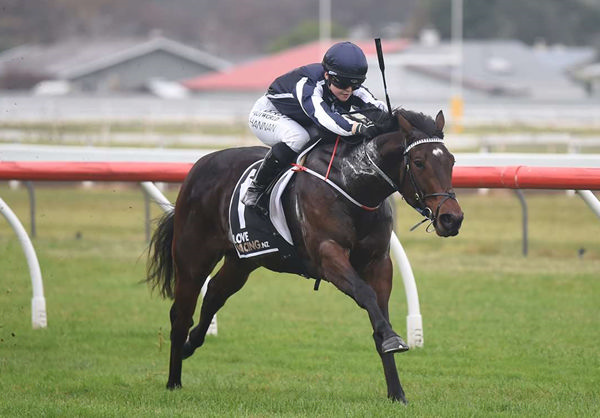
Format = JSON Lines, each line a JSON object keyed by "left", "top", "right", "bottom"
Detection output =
{"left": 147, "top": 109, "right": 463, "bottom": 403}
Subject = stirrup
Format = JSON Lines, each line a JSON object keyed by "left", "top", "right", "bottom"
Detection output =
{"left": 242, "top": 189, "right": 269, "bottom": 217}
{"left": 254, "top": 199, "right": 269, "bottom": 218}
{"left": 242, "top": 186, "right": 263, "bottom": 207}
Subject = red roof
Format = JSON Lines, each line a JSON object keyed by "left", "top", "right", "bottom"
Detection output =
{"left": 183, "top": 39, "right": 409, "bottom": 91}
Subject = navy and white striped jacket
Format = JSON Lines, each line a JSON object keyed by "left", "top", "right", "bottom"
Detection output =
{"left": 266, "top": 63, "right": 387, "bottom": 136}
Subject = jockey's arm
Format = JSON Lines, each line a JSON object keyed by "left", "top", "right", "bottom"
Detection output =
{"left": 296, "top": 78, "right": 356, "bottom": 137}
{"left": 351, "top": 87, "right": 389, "bottom": 120}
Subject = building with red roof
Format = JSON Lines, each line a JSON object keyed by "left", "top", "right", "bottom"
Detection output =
{"left": 183, "top": 39, "right": 408, "bottom": 92}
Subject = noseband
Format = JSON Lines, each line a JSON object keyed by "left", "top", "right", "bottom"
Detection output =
{"left": 366, "top": 137, "right": 457, "bottom": 231}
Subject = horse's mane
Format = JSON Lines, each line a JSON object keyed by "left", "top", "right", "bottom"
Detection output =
{"left": 371, "top": 108, "right": 444, "bottom": 139}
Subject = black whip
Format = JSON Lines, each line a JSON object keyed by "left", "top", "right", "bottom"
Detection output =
{"left": 375, "top": 38, "right": 393, "bottom": 117}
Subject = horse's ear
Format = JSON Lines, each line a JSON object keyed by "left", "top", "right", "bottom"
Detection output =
{"left": 435, "top": 110, "right": 445, "bottom": 131}
{"left": 397, "top": 113, "right": 413, "bottom": 133}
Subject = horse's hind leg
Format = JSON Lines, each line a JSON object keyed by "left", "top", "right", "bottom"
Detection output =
{"left": 182, "top": 254, "right": 255, "bottom": 359}
{"left": 167, "top": 251, "right": 221, "bottom": 389}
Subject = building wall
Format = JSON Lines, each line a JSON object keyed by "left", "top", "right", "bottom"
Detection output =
{"left": 70, "top": 50, "right": 213, "bottom": 92}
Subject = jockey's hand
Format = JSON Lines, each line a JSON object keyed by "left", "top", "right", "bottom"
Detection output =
{"left": 352, "top": 121, "right": 379, "bottom": 139}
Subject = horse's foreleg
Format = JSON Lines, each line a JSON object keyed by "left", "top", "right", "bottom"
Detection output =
{"left": 373, "top": 333, "right": 407, "bottom": 403}
{"left": 319, "top": 240, "right": 404, "bottom": 352}
{"left": 183, "top": 255, "right": 254, "bottom": 358}
{"left": 366, "top": 255, "right": 407, "bottom": 404}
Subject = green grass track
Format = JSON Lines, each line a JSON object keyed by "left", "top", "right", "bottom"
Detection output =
{"left": 1, "top": 185, "right": 598, "bottom": 417}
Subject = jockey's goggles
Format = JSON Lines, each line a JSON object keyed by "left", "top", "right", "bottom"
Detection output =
{"left": 328, "top": 72, "right": 364, "bottom": 90}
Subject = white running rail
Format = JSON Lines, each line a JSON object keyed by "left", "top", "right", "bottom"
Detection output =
{"left": 0, "top": 197, "right": 47, "bottom": 328}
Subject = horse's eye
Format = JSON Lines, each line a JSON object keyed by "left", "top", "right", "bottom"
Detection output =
{"left": 413, "top": 160, "right": 425, "bottom": 169}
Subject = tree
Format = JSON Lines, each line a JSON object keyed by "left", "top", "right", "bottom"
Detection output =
{"left": 267, "top": 20, "right": 348, "bottom": 53}
{"left": 421, "top": 0, "right": 600, "bottom": 46}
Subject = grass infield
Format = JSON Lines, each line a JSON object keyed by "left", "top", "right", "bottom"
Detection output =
{"left": 1, "top": 185, "right": 598, "bottom": 417}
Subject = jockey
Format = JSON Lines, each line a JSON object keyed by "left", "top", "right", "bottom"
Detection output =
{"left": 242, "top": 41, "right": 389, "bottom": 213}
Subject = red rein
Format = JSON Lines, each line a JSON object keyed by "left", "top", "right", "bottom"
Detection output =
{"left": 324, "top": 136, "right": 341, "bottom": 180}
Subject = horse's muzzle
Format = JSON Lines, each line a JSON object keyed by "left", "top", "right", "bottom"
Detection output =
{"left": 435, "top": 212, "right": 463, "bottom": 237}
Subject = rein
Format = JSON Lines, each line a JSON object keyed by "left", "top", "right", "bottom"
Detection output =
{"left": 291, "top": 136, "right": 380, "bottom": 211}
{"left": 325, "top": 136, "right": 341, "bottom": 180}
{"left": 291, "top": 163, "right": 379, "bottom": 211}
{"left": 291, "top": 135, "right": 457, "bottom": 227}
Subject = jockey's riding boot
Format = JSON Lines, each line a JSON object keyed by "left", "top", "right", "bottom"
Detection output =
{"left": 242, "top": 143, "right": 297, "bottom": 215}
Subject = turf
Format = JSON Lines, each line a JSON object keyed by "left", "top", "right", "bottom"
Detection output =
{"left": 1, "top": 185, "right": 598, "bottom": 417}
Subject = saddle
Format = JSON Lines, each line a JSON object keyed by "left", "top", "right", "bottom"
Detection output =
{"left": 228, "top": 148, "right": 315, "bottom": 278}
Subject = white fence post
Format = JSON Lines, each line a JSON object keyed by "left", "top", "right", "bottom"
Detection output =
{"left": 0, "top": 197, "right": 47, "bottom": 329}
{"left": 201, "top": 278, "right": 218, "bottom": 336}
{"left": 576, "top": 190, "right": 600, "bottom": 219}
{"left": 390, "top": 232, "right": 423, "bottom": 348}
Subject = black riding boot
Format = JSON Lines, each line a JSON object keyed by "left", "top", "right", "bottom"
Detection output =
{"left": 242, "top": 143, "right": 297, "bottom": 214}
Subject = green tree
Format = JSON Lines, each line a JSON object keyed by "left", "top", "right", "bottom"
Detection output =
{"left": 421, "top": 0, "right": 600, "bottom": 46}
{"left": 267, "top": 20, "right": 348, "bottom": 53}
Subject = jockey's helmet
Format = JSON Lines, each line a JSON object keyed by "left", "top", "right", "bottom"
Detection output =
{"left": 322, "top": 42, "right": 368, "bottom": 90}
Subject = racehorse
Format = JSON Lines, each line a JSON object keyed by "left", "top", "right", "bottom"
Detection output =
{"left": 146, "top": 108, "right": 463, "bottom": 403}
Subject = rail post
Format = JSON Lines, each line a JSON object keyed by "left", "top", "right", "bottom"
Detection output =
{"left": 0, "top": 197, "right": 47, "bottom": 328}
{"left": 390, "top": 232, "right": 423, "bottom": 348}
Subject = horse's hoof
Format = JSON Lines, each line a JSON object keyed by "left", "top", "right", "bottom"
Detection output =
{"left": 389, "top": 394, "right": 408, "bottom": 404}
{"left": 182, "top": 341, "right": 196, "bottom": 359}
{"left": 166, "top": 382, "right": 182, "bottom": 390}
{"left": 382, "top": 335, "right": 409, "bottom": 354}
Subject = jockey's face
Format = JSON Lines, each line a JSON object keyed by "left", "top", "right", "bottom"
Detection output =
{"left": 324, "top": 73, "right": 353, "bottom": 102}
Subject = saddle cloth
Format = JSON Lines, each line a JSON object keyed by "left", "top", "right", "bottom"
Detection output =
{"left": 228, "top": 159, "right": 303, "bottom": 270}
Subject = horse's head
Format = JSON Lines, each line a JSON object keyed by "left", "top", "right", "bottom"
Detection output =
{"left": 381, "top": 109, "right": 464, "bottom": 237}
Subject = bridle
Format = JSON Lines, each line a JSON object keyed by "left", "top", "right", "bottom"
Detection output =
{"left": 365, "top": 137, "right": 457, "bottom": 231}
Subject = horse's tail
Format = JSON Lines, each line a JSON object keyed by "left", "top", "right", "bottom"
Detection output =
{"left": 146, "top": 209, "right": 176, "bottom": 299}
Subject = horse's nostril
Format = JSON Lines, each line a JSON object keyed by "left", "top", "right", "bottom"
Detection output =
{"left": 439, "top": 213, "right": 451, "bottom": 226}
{"left": 440, "top": 213, "right": 462, "bottom": 230}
